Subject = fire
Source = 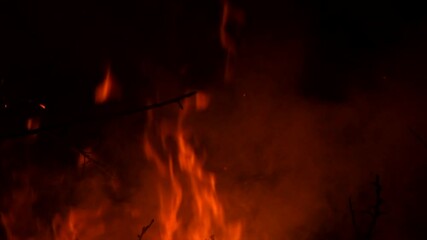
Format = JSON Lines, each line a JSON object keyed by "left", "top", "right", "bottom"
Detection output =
{"left": 1, "top": 93, "right": 242, "bottom": 240}
{"left": 95, "top": 66, "right": 119, "bottom": 104}
{"left": 220, "top": 2, "right": 235, "bottom": 55}
{"left": 52, "top": 207, "right": 106, "bottom": 240}
{"left": 196, "top": 91, "right": 210, "bottom": 111}
{"left": 143, "top": 92, "right": 242, "bottom": 240}
{"left": 26, "top": 117, "right": 40, "bottom": 130}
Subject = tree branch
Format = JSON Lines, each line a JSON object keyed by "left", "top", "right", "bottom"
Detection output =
{"left": 137, "top": 219, "right": 154, "bottom": 240}
{"left": 0, "top": 91, "right": 196, "bottom": 140}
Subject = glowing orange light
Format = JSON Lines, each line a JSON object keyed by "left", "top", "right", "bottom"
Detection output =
{"left": 26, "top": 117, "right": 40, "bottom": 130}
{"left": 39, "top": 103, "right": 46, "bottom": 109}
{"left": 52, "top": 207, "right": 106, "bottom": 240}
{"left": 143, "top": 95, "right": 242, "bottom": 240}
{"left": 95, "top": 67, "right": 115, "bottom": 104}
{"left": 196, "top": 92, "right": 210, "bottom": 111}
{"left": 78, "top": 154, "right": 86, "bottom": 168}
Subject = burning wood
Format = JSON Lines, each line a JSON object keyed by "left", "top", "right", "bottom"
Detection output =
{"left": 137, "top": 219, "right": 154, "bottom": 240}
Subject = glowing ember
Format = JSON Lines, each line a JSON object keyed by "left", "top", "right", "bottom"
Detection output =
{"left": 144, "top": 93, "right": 242, "bottom": 240}
{"left": 26, "top": 117, "right": 40, "bottom": 130}
{"left": 77, "top": 147, "right": 92, "bottom": 168}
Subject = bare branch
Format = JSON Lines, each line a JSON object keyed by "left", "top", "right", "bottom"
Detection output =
{"left": 349, "top": 175, "right": 385, "bottom": 240}
{"left": 137, "top": 219, "right": 154, "bottom": 240}
{"left": 0, "top": 91, "right": 197, "bottom": 140}
{"left": 365, "top": 175, "right": 384, "bottom": 240}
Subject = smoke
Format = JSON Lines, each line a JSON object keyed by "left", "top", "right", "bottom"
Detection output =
{"left": 183, "top": 33, "right": 427, "bottom": 239}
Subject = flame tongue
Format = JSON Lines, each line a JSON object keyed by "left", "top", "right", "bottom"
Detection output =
{"left": 144, "top": 93, "right": 242, "bottom": 240}
{"left": 95, "top": 66, "right": 120, "bottom": 104}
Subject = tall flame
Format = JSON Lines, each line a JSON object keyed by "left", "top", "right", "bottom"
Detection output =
{"left": 1, "top": 93, "right": 242, "bottom": 240}
{"left": 143, "top": 92, "right": 242, "bottom": 240}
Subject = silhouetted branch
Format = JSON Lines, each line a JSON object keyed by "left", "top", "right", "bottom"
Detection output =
{"left": 137, "top": 219, "right": 154, "bottom": 240}
{"left": 0, "top": 91, "right": 196, "bottom": 140}
{"left": 44, "top": 132, "right": 115, "bottom": 177}
{"left": 365, "top": 175, "right": 384, "bottom": 240}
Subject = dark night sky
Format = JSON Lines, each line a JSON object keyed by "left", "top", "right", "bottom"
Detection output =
{"left": 1, "top": 0, "right": 427, "bottom": 105}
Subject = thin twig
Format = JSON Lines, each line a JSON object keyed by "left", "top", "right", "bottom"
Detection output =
{"left": 137, "top": 219, "right": 154, "bottom": 240}
{"left": 44, "top": 132, "right": 115, "bottom": 177}
{"left": 0, "top": 91, "right": 197, "bottom": 140}
{"left": 349, "top": 175, "right": 384, "bottom": 240}
{"left": 365, "top": 175, "right": 384, "bottom": 240}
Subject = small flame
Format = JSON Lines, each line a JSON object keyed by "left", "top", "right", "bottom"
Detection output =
{"left": 196, "top": 92, "right": 210, "bottom": 111}
{"left": 0, "top": 172, "right": 38, "bottom": 240}
{"left": 52, "top": 207, "right": 106, "bottom": 240}
{"left": 95, "top": 67, "right": 119, "bottom": 104}
{"left": 39, "top": 103, "right": 46, "bottom": 110}
{"left": 26, "top": 117, "right": 40, "bottom": 130}
{"left": 78, "top": 153, "right": 86, "bottom": 168}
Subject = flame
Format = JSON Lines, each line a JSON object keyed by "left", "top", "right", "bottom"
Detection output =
{"left": 95, "top": 67, "right": 118, "bottom": 104}
{"left": 143, "top": 92, "right": 242, "bottom": 240}
{"left": 77, "top": 147, "right": 93, "bottom": 169}
{"left": 26, "top": 117, "right": 40, "bottom": 130}
{"left": 0, "top": 172, "right": 38, "bottom": 240}
{"left": 2, "top": 93, "right": 241, "bottom": 240}
{"left": 196, "top": 92, "right": 210, "bottom": 111}
{"left": 52, "top": 207, "right": 106, "bottom": 240}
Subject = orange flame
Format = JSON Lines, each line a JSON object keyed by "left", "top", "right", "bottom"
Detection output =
{"left": 196, "top": 92, "right": 210, "bottom": 111}
{"left": 143, "top": 93, "right": 242, "bottom": 240}
{"left": 95, "top": 67, "right": 118, "bottom": 104}
{"left": 52, "top": 206, "right": 106, "bottom": 240}
{"left": 26, "top": 117, "right": 40, "bottom": 130}
{"left": 0, "top": 172, "right": 38, "bottom": 240}
{"left": 2, "top": 93, "right": 241, "bottom": 240}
